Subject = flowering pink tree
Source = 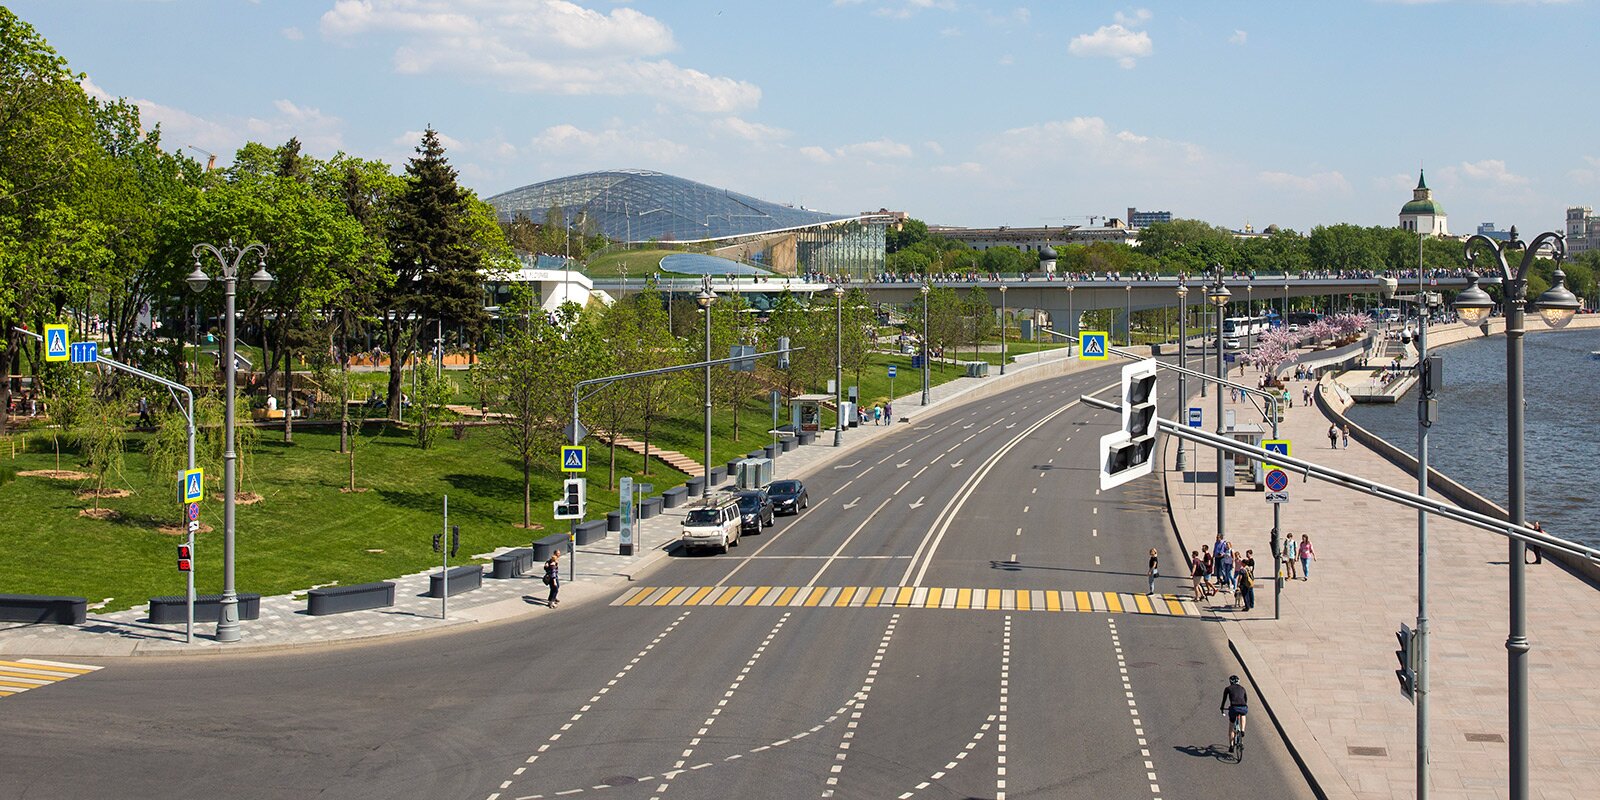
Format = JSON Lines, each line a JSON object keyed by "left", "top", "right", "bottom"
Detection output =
{"left": 1328, "top": 312, "right": 1372, "bottom": 340}
{"left": 1305, "top": 319, "right": 1335, "bottom": 345}
{"left": 1242, "top": 341, "right": 1292, "bottom": 376}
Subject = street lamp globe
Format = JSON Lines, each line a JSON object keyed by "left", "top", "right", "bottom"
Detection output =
{"left": 697, "top": 287, "right": 717, "bottom": 308}
{"left": 249, "top": 264, "right": 276, "bottom": 294}
{"left": 833, "top": 284, "right": 845, "bottom": 298}
{"left": 1207, "top": 278, "right": 1232, "bottom": 308}
{"left": 1176, "top": 284, "right": 1188, "bottom": 299}
{"left": 1534, "top": 267, "right": 1581, "bottom": 329}
{"left": 186, "top": 263, "right": 211, "bottom": 294}
{"left": 1453, "top": 274, "right": 1494, "bottom": 326}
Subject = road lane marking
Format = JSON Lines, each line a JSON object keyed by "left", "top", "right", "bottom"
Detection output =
{"left": 0, "top": 658, "right": 101, "bottom": 700}
{"left": 892, "top": 715, "right": 995, "bottom": 799}
{"left": 901, "top": 379, "right": 1120, "bottom": 587}
{"left": 856, "top": 466, "right": 874, "bottom": 479}
{"left": 832, "top": 480, "right": 854, "bottom": 496}
{"left": 806, "top": 497, "right": 894, "bottom": 587}
{"left": 822, "top": 614, "right": 900, "bottom": 797}
{"left": 895, "top": 481, "right": 910, "bottom": 495}
{"left": 1109, "top": 617, "right": 1164, "bottom": 800}
{"left": 997, "top": 615, "right": 1011, "bottom": 800}
{"left": 611, "top": 587, "right": 1195, "bottom": 616}
{"left": 712, "top": 497, "right": 830, "bottom": 587}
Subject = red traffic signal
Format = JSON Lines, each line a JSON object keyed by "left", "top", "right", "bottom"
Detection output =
{"left": 178, "top": 544, "right": 193, "bottom": 572}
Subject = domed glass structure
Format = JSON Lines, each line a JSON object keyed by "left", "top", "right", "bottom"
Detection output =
{"left": 486, "top": 169, "right": 852, "bottom": 244}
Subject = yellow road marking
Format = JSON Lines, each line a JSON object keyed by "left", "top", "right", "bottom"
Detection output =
{"left": 925, "top": 587, "right": 943, "bottom": 608}
{"left": 684, "top": 586, "right": 715, "bottom": 606}
{"left": 802, "top": 587, "right": 828, "bottom": 607}
{"left": 0, "top": 660, "right": 92, "bottom": 675}
{"left": 1106, "top": 593, "right": 1124, "bottom": 613}
{"left": 865, "top": 587, "right": 887, "bottom": 607}
{"left": 653, "top": 587, "right": 687, "bottom": 606}
{"left": 0, "top": 669, "right": 66, "bottom": 682}
{"left": 1075, "top": 591, "right": 1092, "bottom": 612}
{"left": 1016, "top": 591, "right": 1031, "bottom": 612}
{"left": 1045, "top": 591, "right": 1062, "bottom": 612}
{"left": 894, "top": 587, "right": 915, "bottom": 607}
{"left": 956, "top": 588, "right": 972, "bottom": 609}
{"left": 711, "top": 587, "right": 741, "bottom": 606}
{"left": 1165, "top": 597, "right": 1185, "bottom": 615}
{"left": 984, "top": 590, "right": 1001, "bottom": 610}
{"left": 744, "top": 586, "right": 773, "bottom": 606}
{"left": 773, "top": 586, "right": 800, "bottom": 606}
{"left": 616, "top": 587, "right": 649, "bottom": 606}
{"left": 834, "top": 587, "right": 858, "bottom": 607}
{"left": 1134, "top": 594, "right": 1155, "bottom": 614}
{"left": 0, "top": 678, "right": 45, "bottom": 689}
{"left": 0, "top": 690, "right": 14, "bottom": 697}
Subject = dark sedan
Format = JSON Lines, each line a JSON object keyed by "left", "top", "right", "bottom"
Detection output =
{"left": 736, "top": 490, "right": 774, "bottom": 533}
{"left": 766, "top": 479, "right": 809, "bottom": 516}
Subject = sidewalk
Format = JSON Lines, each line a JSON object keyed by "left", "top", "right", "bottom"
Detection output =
{"left": 1163, "top": 347, "right": 1600, "bottom": 799}
{"left": 0, "top": 348, "right": 1094, "bottom": 658}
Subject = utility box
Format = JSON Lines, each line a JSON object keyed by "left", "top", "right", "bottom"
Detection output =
{"left": 840, "top": 400, "right": 858, "bottom": 428}
{"left": 736, "top": 458, "right": 773, "bottom": 490}
{"left": 964, "top": 361, "right": 990, "bottom": 378}
{"left": 1230, "top": 422, "right": 1267, "bottom": 492}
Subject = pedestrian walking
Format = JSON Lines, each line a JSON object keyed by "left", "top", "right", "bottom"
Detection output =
{"left": 1147, "top": 548, "right": 1159, "bottom": 595}
{"left": 1298, "top": 534, "right": 1315, "bottom": 580}
{"left": 1240, "top": 550, "right": 1256, "bottom": 611}
{"left": 543, "top": 549, "right": 562, "bottom": 607}
{"left": 1327, "top": 424, "right": 1339, "bottom": 449}
{"left": 1527, "top": 521, "right": 1546, "bottom": 565}
{"left": 1200, "top": 545, "right": 1215, "bottom": 596}
{"left": 1190, "top": 550, "right": 1207, "bottom": 601}
{"left": 874, "top": 405, "right": 883, "bottom": 426}
{"left": 1281, "top": 533, "right": 1298, "bottom": 580}
{"left": 1340, "top": 424, "right": 1350, "bottom": 448}
{"left": 1219, "top": 541, "right": 1235, "bottom": 591}
{"left": 885, "top": 401, "right": 893, "bottom": 424}
{"left": 136, "top": 396, "right": 152, "bottom": 427}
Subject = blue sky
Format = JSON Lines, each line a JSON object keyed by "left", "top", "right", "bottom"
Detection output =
{"left": 15, "top": 0, "right": 1600, "bottom": 234}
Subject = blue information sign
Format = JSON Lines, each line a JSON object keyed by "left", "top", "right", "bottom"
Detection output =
{"left": 1187, "top": 407, "right": 1202, "bottom": 428}
{"left": 887, "top": 365, "right": 897, "bottom": 378}
{"left": 70, "top": 341, "right": 98, "bottom": 364}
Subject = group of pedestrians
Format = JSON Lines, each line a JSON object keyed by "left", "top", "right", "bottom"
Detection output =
{"left": 1326, "top": 424, "right": 1350, "bottom": 448}
{"left": 1183, "top": 532, "right": 1316, "bottom": 610}
{"left": 859, "top": 402, "right": 893, "bottom": 426}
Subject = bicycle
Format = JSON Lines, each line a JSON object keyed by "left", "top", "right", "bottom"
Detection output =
{"left": 1228, "top": 712, "right": 1246, "bottom": 763}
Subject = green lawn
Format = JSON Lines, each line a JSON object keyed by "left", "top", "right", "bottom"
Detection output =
{"left": 582, "top": 249, "right": 699, "bottom": 279}
{"left": 0, "top": 423, "right": 687, "bottom": 612}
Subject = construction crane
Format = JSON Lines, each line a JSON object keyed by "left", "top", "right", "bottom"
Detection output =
{"left": 184, "top": 145, "right": 216, "bottom": 172}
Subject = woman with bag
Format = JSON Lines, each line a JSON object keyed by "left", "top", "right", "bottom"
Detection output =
{"left": 1147, "top": 548, "right": 1159, "bottom": 595}
{"left": 543, "top": 549, "right": 562, "bottom": 608}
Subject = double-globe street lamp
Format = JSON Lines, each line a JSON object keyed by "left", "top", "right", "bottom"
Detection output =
{"left": 1206, "top": 274, "right": 1232, "bottom": 545}
{"left": 998, "top": 284, "right": 1008, "bottom": 375}
{"left": 697, "top": 279, "right": 717, "bottom": 492}
{"left": 834, "top": 283, "right": 845, "bottom": 447}
{"left": 1175, "top": 280, "right": 1189, "bottom": 473}
{"left": 187, "top": 241, "right": 275, "bottom": 643}
{"left": 1452, "top": 227, "right": 1580, "bottom": 800}
{"left": 920, "top": 284, "right": 931, "bottom": 406}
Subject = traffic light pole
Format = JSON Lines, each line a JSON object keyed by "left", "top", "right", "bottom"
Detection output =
{"left": 442, "top": 495, "right": 450, "bottom": 620}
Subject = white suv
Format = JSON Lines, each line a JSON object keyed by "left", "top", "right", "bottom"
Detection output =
{"left": 681, "top": 495, "right": 741, "bottom": 554}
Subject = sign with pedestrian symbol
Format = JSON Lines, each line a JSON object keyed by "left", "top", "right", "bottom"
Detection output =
{"left": 1264, "top": 467, "right": 1290, "bottom": 503}
{"left": 45, "top": 324, "right": 69, "bottom": 362}
{"left": 561, "top": 445, "right": 587, "bottom": 473}
{"left": 181, "top": 468, "right": 204, "bottom": 504}
{"left": 1263, "top": 439, "right": 1291, "bottom": 471}
{"left": 1079, "top": 331, "right": 1110, "bottom": 361}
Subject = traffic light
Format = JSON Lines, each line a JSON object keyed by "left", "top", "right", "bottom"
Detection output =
{"left": 554, "top": 478, "right": 586, "bottom": 519}
{"left": 449, "top": 525, "right": 460, "bottom": 558}
{"left": 177, "top": 543, "right": 192, "bottom": 573}
{"left": 1396, "top": 623, "right": 1417, "bottom": 703}
{"left": 1099, "top": 359, "right": 1159, "bottom": 490}
{"left": 432, "top": 533, "right": 443, "bottom": 553}
{"left": 777, "top": 337, "right": 791, "bottom": 370}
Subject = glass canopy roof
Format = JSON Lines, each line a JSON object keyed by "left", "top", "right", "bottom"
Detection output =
{"left": 486, "top": 169, "right": 850, "bottom": 243}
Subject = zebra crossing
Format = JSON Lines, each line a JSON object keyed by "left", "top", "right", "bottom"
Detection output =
{"left": 0, "top": 658, "right": 102, "bottom": 699}
{"left": 611, "top": 585, "right": 1199, "bottom": 616}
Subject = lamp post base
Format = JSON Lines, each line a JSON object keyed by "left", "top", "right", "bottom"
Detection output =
{"left": 215, "top": 595, "right": 241, "bottom": 642}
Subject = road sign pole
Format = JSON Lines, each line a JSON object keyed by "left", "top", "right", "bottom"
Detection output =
{"left": 186, "top": 528, "right": 195, "bottom": 644}
{"left": 441, "top": 495, "right": 449, "bottom": 620}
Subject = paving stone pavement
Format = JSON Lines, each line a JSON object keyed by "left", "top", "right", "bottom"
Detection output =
{"left": 0, "top": 348, "right": 1095, "bottom": 658}
{"left": 1163, "top": 321, "right": 1600, "bottom": 800}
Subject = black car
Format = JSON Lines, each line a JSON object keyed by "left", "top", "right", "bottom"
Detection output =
{"left": 767, "top": 479, "right": 809, "bottom": 516}
{"left": 736, "top": 490, "right": 774, "bottom": 533}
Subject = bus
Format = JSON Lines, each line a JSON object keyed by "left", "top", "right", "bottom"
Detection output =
{"left": 1221, "top": 315, "right": 1271, "bottom": 349}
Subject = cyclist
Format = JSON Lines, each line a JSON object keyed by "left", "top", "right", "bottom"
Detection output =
{"left": 1221, "top": 675, "right": 1248, "bottom": 747}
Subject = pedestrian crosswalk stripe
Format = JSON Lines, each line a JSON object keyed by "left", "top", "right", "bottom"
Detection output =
{"left": 609, "top": 587, "right": 1199, "bottom": 616}
{"left": 0, "top": 659, "right": 101, "bottom": 700}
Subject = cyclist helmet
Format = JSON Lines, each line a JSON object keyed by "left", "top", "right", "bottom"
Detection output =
{"left": 1229, "top": 675, "right": 1240, "bottom": 684}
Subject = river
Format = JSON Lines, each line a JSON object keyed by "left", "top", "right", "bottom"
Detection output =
{"left": 1345, "top": 327, "right": 1600, "bottom": 549}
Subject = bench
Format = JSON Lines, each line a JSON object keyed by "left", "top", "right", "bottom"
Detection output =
{"left": 491, "top": 548, "right": 537, "bottom": 579}
{"left": 532, "top": 533, "right": 569, "bottom": 563}
{"left": 576, "top": 519, "right": 608, "bottom": 546}
{"left": 661, "top": 486, "right": 688, "bottom": 508}
{"left": 148, "top": 593, "right": 261, "bottom": 624}
{"left": 428, "top": 565, "right": 483, "bottom": 598}
{"left": 797, "top": 431, "right": 816, "bottom": 446}
{"left": 780, "top": 437, "right": 797, "bottom": 452}
{"left": 685, "top": 477, "right": 705, "bottom": 497}
{"left": 640, "top": 496, "right": 663, "bottom": 519}
{"left": 0, "top": 594, "right": 86, "bottom": 625}
{"left": 307, "top": 582, "right": 395, "bottom": 616}
{"left": 709, "top": 466, "right": 727, "bottom": 485}
{"left": 606, "top": 511, "right": 622, "bottom": 532}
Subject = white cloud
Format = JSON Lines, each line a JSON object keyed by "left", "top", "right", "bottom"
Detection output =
{"left": 799, "top": 146, "right": 834, "bottom": 165}
{"left": 1450, "top": 159, "right": 1529, "bottom": 186}
{"left": 711, "top": 116, "right": 790, "bottom": 143}
{"left": 281, "top": 26, "right": 305, "bottom": 41}
{"left": 1258, "top": 170, "right": 1352, "bottom": 194}
{"left": 923, "top": 140, "right": 945, "bottom": 156}
{"left": 1229, "top": 29, "right": 1247, "bottom": 45}
{"left": 985, "top": 117, "right": 1205, "bottom": 173}
{"left": 1569, "top": 155, "right": 1600, "bottom": 185}
{"left": 320, "top": 0, "right": 760, "bottom": 113}
{"left": 1113, "top": 9, "right": 1152, "bottom": 26}
{"left": 797, "top": 138, "right": 914, "bottom": 164}
{"left": 79, "top": 76, "right": 344, "bottom": 157}
{"left": 525, "top": 122, "right": 689, "bottom": 165}
{"left": 1068, "top": 19, "right": 1153, "bottom": 69}
{"left": 866, "top": 0, "right": 958, "bottom": 19}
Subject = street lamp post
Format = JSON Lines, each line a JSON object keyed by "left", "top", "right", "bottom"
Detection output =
{"left": 188, "top": 241, "right": 274, "bottom": 643}
{"left": 998, "top": 284, "right": 1008, "bottom": 375}
{"left": 1246, "top": 283, "right": 1255, "bottom": 353}
{"left": 697, "top": 279, "right": 717, "bottom": 492}
{"left": 1066, "top": 283, "right": 1075, "bottom": 357}
{"left": 1125, "top": 284, "right": 1133, "bottom": 347}
{"left": 1454, "top": 227, "right": 1579, "bottom": 800}
{"left": 1176, "top": 282, "right": 1189, "bottom": 473}
{"left": 1207, "top": 275, "right": 1232, "bottom": 549}
{"left": 920, "top": 284, "right": 931, "bottom": 406}
{"left": 834, "top": 284, "right": 845, "bottom": 446}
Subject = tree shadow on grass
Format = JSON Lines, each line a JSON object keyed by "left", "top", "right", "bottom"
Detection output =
{"left": 442, "top": 473, "right": 524, "bottom": 502}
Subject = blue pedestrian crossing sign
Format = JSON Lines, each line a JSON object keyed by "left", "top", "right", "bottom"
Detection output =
{"left": 1263, "top": 439, "right": 1291, "bottom": 470}
{"left": 44, "top": 324, "right": 69, "bottom": 362}
{"left": 1079, "top": 331, "right": 1110, "bottom": 361}
{"left": 70, "top": 341, "right": 98, "bottom": 364}
{"left": 181, "top": 468, "right": 205, "bottom": 504}
{"left": 887, "top": 365, "right": 897, "bottom": 378}
{"left": 561, "top": 445, "right": 587, "bottom": 473}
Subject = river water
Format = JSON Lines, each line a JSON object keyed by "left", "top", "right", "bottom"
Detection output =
{"left": 1345, "top": 328, "right": 1600, "bottom": 549}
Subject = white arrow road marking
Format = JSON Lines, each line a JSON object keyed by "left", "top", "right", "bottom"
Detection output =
{"left": 950, "top": 459, "right": 965, "bottom": 468}
{"left": 806, "top": 497, "right": 894, "bottom": 586}
{"left": 963, "top": 423, "right": 974, "bottom": 430}
{"left": 842, "top": 497, "right": 861, "bottom": 510}
{"left": 833, "top": 461, "right": 861, "bottom": 470}
{"left": 896, "top": 460, "right": 912, "bottom": 469}
{"left": 909, "top": 496, "right": 926, "bottom": 509}
{"left": 1006, "top": 423, "right": 1016, "bottom": 429}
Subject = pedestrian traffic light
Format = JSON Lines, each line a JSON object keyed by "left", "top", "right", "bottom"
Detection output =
{"left": 554, "top": 478, "right": 586, "bottom": 519}
{"left": 449, "top": 525, "right": 460, "bottom": 558}
{"left": 1395, "top": 623, "right": 1418, "bottom": 703}
{"left": 432, "top": 533, "right": 443, "bottom": 553}
{"left": 177, "top": 544, "right": 192, "bottom": 572}
{"left": 1099, "top": 359, "right": 1159, "bottom": 490}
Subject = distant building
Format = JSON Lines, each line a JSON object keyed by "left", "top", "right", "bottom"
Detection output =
{"left": 1398, "top": 170, "right": 1448, "bottom": 236}
{"left": 928, "top": 220, "right": 1136, "bottom": 252}
{"left": 862, "top": 208, "right": 910, "bottom": 231}
{"left": 1565, "top": 207, "right": 1600, "bottom": 255}
{"left": 1476, "top": 222, "right": 1512, "bottom": 242}
{"left": 1126, "top": 207, "right": 1172, "bottom": 229}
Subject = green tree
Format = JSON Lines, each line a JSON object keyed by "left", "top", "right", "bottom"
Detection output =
{"left": 413, "top": 361, "right": 456, "bottom": 450}
{"left": 963, "top": 287, "right": 996, "bottom": 361}
{"left": 1308, "top": 224, "right": 1382, "bottom": 273}
{"left": 625, "top": 284, "right": 682, "bottom": 477}
{"left": 886, "top": 218, "right": 929, "bottom": 254}
{"left": 74, "top": 394, "right": 127, "bottom": 511}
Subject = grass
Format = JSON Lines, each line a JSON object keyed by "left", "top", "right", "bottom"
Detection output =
{"left": 0, "top": 423, "right": 687, "bottom": 612}
{"left": 582, "top": 249, "right": 701, "bottom": 279}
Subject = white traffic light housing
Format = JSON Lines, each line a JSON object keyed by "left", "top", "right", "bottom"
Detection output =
{"left": 553, "top": 478, "right": 586, "bottom": 520}
{"left": 1099, "top": 359, "right": 1159, "bottom": 490}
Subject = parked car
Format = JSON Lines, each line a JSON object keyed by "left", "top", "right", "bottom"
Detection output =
{"left": 736, "top": 489, "right": 774, "bottom": 533}
{"left": 767, "top": 479, "right": 809, "bottom": 516}
{"left": 680, "top": 493, "right": 741, "bottom": 554}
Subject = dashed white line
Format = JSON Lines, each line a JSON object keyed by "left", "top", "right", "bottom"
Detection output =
{"left": 1109, "top": 617, "right": 1163, "bottom": 800}
{"left": 998, "top": 615, "right": 1012, "bottom": 800}
{"left": 821, "top": 613, "right": 901, "bottom": 798}
{"left": 833, "top": 480, "right": 854, "bottom": 496}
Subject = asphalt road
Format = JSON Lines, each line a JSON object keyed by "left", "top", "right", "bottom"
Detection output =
{"left": 0, "top": 363, "right": 1315, "bottom": 800}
